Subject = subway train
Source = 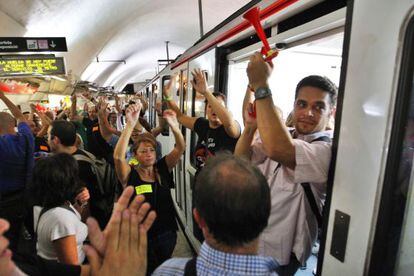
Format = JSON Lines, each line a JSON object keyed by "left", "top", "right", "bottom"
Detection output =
{"left": 139, "top": 0, "right": 414, "bottom": 275}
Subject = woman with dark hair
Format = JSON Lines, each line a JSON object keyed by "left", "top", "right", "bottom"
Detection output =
{"left": 31, "top": 153, "right": 88, "bottom": 265}
{"left": 113, "top": 102, "right": 185, "bottom": 274}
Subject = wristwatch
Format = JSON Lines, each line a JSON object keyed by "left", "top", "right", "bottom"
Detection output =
{"left": 254, "top": 87, "right": 272, "bottom": 99}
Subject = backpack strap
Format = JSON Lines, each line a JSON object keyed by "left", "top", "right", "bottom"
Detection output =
{"left": 301, "top": 135, "right": 331, "bottom": 229}
{"left": 301, "top": 182, "right": 323, "bottom": 228}
{"left": 184, "top": 257, "right": 197, "bottom": 276}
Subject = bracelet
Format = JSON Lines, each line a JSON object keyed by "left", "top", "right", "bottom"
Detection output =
{"left": 163, "top": 96, "right": 172, "bottom": 101}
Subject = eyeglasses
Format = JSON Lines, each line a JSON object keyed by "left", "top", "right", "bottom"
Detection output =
{"left": 137, "top": 148, "right": 156, "bottom": 154}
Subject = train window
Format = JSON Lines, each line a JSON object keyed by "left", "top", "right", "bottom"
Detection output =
{"left": 152, "top": 83, "right": 158, "bottom": 127}
{"left": 227, "top": 32, "right": 343, "bottom": 128}
{"left": 161, "top": 76, "right": 171, "bottom": 136}
{"left": 369, "top": 14, "right": 414, "bottom": 276}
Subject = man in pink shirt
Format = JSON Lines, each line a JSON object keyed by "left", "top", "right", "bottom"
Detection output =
{"left": 236, "top": 53, "right": 337, "bottom": 276}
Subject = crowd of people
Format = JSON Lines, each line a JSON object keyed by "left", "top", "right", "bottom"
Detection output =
{"left": 0, "top": 52, "right": 337, "bottom": 275}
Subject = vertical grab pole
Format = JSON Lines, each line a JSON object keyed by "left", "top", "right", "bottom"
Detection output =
{"left": 198, "top": 0, "right": 204, "bottom": 37}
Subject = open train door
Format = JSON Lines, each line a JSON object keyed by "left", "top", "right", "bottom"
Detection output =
{"left": 322, "top": 0, "right": 414, "bottom": 275}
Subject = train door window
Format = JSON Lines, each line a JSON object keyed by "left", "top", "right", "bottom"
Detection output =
{"left": 227, "top": 32, "right": 343, "bottom": 129}
{"left": 369, "top": 14, "right": 414, "bottom": 276}
{"left": 161, "top": 76, "right": 171, "bottom": 136}
{"left": 190, "top": 70, "right": 208, "bottom": 167}
{"left": 151, "top": 83, "right": 158, "bottom": 127}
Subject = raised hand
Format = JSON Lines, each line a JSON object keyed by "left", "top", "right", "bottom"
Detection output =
{"left": 75, "top": 187, "right": 90, "bottom": 206}
{"left": 246, "top": 52, "right": 273, "bottom": 91}
{"left": 84, "top": 186, "right": 156, "bottom": 276}
{"left": 163, "top": 109, "right": 179, "bottom": 129}
{"left": 190, "top": 69, "right": 208, "bottom": 95}
{"left": 98, "top": 102, "right": 109, "bottom": 118}
{"left": 163, "top": 75, "right": 177, "bottom": 99}
{"left": 125, "top": 102, "right": 142, "bottom": 126}
{"left": 155, "top": 102, "right": 163, "bottom": 116}
{"left": 0, "top": 219, "right": 16, "bottom": 276}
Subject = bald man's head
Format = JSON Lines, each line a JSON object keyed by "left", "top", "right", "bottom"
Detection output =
{"left": 0, "top": 112, "right": 16, "bottom": 134}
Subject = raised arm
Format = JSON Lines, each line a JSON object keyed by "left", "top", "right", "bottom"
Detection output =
{"left": 191, "top": 69, "right": 240, "bottom": 138}
{"left": 242, "top": 85, "right": 255, "bottom": 127}
{"left": 98, "top": 102, "right": 121, "bottom": 142}
{"left": 163, "top": 76, "right": 198, "bottom": 130}
{"left": 163, "top": 109, "right": 185, "bottom": 171}
{"left": 30, "top": 104, "right": 52, "bottom": 137}
{"left": 69, "top": 94, "right": 83, "bottom": 121}
{"left": 114, "top": 103, "right": 141, "bottom": 186}
{"left": 0, "top": 90, "right": 26, "bottom": 123}
{"left": 151, "top": 102, "right": 167, "bottom": 137}
{"left": 247, "top": 53, "right": 295, "bottom": 169}
{"left": 53, "top": 235, "right": 79, "bottom": 265}
{"left": 234, "top": 103, "right": 257, "bottom": 160}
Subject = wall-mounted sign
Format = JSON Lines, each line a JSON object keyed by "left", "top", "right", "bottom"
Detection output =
{"left": 0, "top": 37, "right": 67, "bottom": 52}
{"left": 0, "top": 56, "right": 66, "bottom": 76}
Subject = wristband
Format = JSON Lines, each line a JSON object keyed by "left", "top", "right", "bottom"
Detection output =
{"left": 163, "top": 96, "right": 172, "bottom": 101}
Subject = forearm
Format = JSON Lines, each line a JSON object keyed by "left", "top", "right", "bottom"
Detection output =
{"left": 36, "top": 125, "right": 48, "bottom": 138}
{"left": 171, "top": 126, "right": 185, "bottom": 154}
{"left": 242, "top": 87, "right": 254, "bottom": 126}
{"left": 204, "top": 91, "right": 234, "bottom": 127}
{"left": 98, "top": 114, "right": 117, "bottom": 141}
{"left": 234, "top": 126, "right": 255, "bottom": 159}
{"left": 165, "top": 99, "right": 183, "bottom": 117}
{"left": 151, "top": 117, "right": 166, "bottom": 137}
{"left": 114, "top": 123, "right": 134, "bottom": 161}
{"left": 0, "top": 94, "right": 25, "bottom": 121}
{"left": 70, "top": 98, "right": 77, "bottom": 120}
{"left": 256, "top": 95, "right": 295, "bottom": 165}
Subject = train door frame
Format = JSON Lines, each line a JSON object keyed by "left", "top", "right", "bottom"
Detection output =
{"left": 218, "top": 3, "right": 347, "bottom": 276}
{"left": 321, "top": 0, "right": 414, "bottom": 275}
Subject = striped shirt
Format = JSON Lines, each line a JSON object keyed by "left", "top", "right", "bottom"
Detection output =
{"left": 153, "top": 242, "right": 279, "bottom": 275}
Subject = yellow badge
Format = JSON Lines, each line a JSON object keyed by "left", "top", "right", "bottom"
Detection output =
{"left": 92, "top": 126, "right": 99, "bottom": 132}
{"left": 135, "top": 184, "right": 153, "bottom": 195}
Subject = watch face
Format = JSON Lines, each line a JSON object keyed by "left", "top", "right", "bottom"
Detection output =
{"left": 255, "top": 87, "right": 272, "bottom": 99}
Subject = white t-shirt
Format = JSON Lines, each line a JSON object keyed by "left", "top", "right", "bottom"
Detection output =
{"left": 33, "top": 204, "right": 88, "bottom": 264}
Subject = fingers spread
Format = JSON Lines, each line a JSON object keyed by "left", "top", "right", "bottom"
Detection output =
{"left": 129, "top": 194, "right": 145, "bottom": 215}
{"left": 86, "top": 217, "right": 106, "bottom": 256}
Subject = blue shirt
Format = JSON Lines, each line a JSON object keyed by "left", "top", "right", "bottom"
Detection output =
{"left": 0, "top": 122, "right": 34, "bottom": 192}
{"left": 153, "top": 242, "right": 279, "bottom": 275}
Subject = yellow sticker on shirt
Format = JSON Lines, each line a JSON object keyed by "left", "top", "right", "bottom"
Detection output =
{"left": 92, "top": 126, "right": 99, "bottom": 132}
{"left": 135, "top": 185, "right": 153, "bottom": 195}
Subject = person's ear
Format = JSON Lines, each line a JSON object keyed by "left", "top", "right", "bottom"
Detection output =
{"left": 193, "top": 208, "right": 206, "bottom": 229}
{"left": 330, "top": 107, "right": 337, "bottom": 118}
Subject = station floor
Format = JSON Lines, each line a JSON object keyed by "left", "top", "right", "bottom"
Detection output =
{"left": 171, "top": 225, "right": 194, "bottom": 258}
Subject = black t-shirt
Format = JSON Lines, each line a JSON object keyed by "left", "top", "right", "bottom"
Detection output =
{"left": 72, "top": 149, "right": 109, "bottom": 228}
{"left": 82, "top": 117, "right": 113, "bottom": 163}
{"left": 34, "top": 136, "right": 50, "bottom": 153}
{"left": 127, "top": 157, "right": 177, "bottom": 237}
{"left": 193, "top": 117, "right": 239, "bottom": 172}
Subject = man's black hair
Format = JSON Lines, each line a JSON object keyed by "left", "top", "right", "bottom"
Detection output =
{"left": 295, "top": 75, "right": 338, "bottom": 107}
{"left": 194, "top": 153, "right": 270, "bottom": 247}
{"left": 30, "top": 153, "right": 82, "bottom": 208}
{"left": 50, "top": 120, "right": 77, "bottom": 147}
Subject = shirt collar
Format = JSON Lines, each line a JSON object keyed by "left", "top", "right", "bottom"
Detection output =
{"left": 199, "top": 242, "right": 278, "bottom": 274}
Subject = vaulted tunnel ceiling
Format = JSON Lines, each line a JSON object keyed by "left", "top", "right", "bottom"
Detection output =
{"left": 0, "top": 0, "right": 251, "bottom": 91}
